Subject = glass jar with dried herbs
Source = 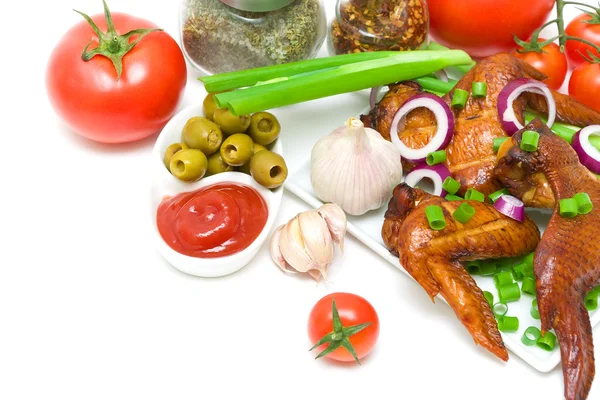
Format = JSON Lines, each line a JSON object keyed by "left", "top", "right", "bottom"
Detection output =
{"left": 180, "top": 0, "right": 327, "bottom": 75}
{"left": 329, "top": 0, "right": 430, "bottom": 55}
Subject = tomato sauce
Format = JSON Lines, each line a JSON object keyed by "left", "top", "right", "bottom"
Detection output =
{"left": 156, "top": 183, "right": 268, "bottom": 258}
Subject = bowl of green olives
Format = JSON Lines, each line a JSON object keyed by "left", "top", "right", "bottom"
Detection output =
{"left": 150, "top": 102, "right": 285, "bottom": 277}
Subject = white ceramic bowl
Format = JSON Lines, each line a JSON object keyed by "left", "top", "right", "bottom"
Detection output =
{"left": 150, "top": 103, "right": 284, "bottom": 277}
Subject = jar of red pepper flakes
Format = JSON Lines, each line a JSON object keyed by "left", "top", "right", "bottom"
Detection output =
{"left": 329, "top": 0, "right": 430, "bottom": 55}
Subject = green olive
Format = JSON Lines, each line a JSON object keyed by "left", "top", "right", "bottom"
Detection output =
{"left": 250, "top": 150, "right": 288, "bottom": 189}
{"left": 206, "top": 152, "right": 234, "bottom": 176}
{"left": 181, "top": 117, "right": 223, "bottom": 156}
{"left": 213, "top": 108, "right": 251, "bottom": 136}
{"left": 248, "top": 112, "right": 281, "bottom": 145}
{"left": 202, "top": 93, "right": 220, "bottom": 121}
{"left": 220, "top": 134, "right": 254, "bottom": 166}
{"left": 164, "top": 142, "right": 189, "bottom": 170}
{"left": 238, "top": 143, "right": 267, "bottom": 174}
{"left": 169, "top": 149, "right": 208, "bottom": 182}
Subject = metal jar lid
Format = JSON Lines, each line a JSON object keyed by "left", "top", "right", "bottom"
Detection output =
{"left": 219, "top": 0, "right": 296, "bottom": 12}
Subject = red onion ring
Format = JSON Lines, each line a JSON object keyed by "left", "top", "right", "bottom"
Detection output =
{"left": 494, "top": 195, "right": 525, "bottom": 222}
{"left": 390, "top": 93, "right": 455, "bottom": 162}
{"left": 404, "top": 163, "right": 452, "bottom": 197}
{"left": 497, "top": 78, "right": 556, "bottom": 136}
{"left": 572, "top": 125, "right": 600, "bottom": 174}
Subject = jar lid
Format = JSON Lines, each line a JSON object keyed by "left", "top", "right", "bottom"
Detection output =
{"left": 219, "top": 0, "right": 296, "bottom": 12}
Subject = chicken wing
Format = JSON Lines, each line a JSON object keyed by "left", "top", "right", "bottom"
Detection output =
{"left": 382, "top": 183, "right": 540, "bottom": 361}
{"left": 495, "top": 118, "right": 600, "bottom": 400}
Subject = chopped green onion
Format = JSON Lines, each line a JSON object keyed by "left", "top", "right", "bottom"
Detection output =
{"left": 511, "top": 264, "right": 525, "bottom": 281}
{"left": 524, "top": 110, "right": 578, "bottom": 144}
{"left": 498, "top": 282, "right": 521, "bottom": 303}
{"left": 521, "top": 130, "right": 540, "bottom": 152}
{"left": 479, "top": 262, "right": 497, "bottom": 276}
{"left": 585, "top": 290, "right": 598, "bottom": 311}
{"left": 574, "top": 192, "right": 593, "bottom": 215}
{"left": 464, "top": 188, "right": 485, "bottom": 202}
{"left": 453, "top": 202, "right": 476, "bottom": 224}
{"left": 498, "top": 315, "right": 519, "bottom": 332}
{"left": 537, "top": 331, "right": 557, "bottom": 351}
{"left": 425, "top": 205, "right": 446, "bottom": 231}
{"left": 524, "top": 252, "right": 535, "bottom": 268}
{"left": 442, "top": 177, "right": 461, "bottom": 195}
{"left": 531, "top": 299, "right": 540, "bottom": 320}
{"left": 522, "top": 265, "right": 535, "bottom": 278}
{"left": 521, "top": 277, "right": 536, "bottom": 295}
{"left": 465, "top": 260, "right": 482, "bottom": 275}
{"left": 451, "top": 88, "right": 469, "bottom": 109}
{"left": 493, "top": 137, "right": 509, "bottom": 153}
{"left": 445, "top": 194, "right": 463, "bottom": 201}
{"left": 489, "top": 188, "right": 510, "bottom": 203}
{"left": 427, "top": 42, "right": 476, "bottom": 75}
{"left": 521, "top": 326, "right": 541, "bottom": 346}
{"left": 494, "top": 270, "right": 514, "bottom": 288}
{"left": 426, "top": 150, "right": 447, "bottom": 166}
{"left": 472, "top": 81, "right": 487, "bottom": 98}
{"left": 493, "top": 302, "right": 508, "bottom": 317}
{"left": 415, "top": 76, "right": 458, "bottom": 94}
{"left": 559, "top": 198, "right": 579, "bottom": 218}
{"left": 484, "top": 291, "right": 494, "bottom": 306}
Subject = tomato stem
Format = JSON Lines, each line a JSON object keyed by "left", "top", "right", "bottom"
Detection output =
{"left": 73, "top": 0, "right": 163, "bottom": 80}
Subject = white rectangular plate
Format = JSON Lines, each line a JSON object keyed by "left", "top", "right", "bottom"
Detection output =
{"left": 286, "top": 154, "right": 600, "bottom": 373}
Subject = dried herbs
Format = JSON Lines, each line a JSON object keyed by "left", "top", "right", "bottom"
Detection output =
{"left": 330, "top": 0, "right": 429, "bottom": 55}
{"left": 182, "top": 0, "right": 326, "bottom": 74}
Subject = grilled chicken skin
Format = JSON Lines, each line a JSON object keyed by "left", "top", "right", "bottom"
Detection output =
{"left": 362, "top": 53, "right": 600, "bottom": 196}
{"left": 382, "top": 183, "right": 540, "bottom": 361}
{"left": 495, "top": 118, "right": 600, "bottom": 400}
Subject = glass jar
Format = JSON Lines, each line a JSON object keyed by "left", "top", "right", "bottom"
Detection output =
{"left": 329, "top": 0, "right": 430, "bottom": 55}
{"left": 180, "top": 0, "right": 327, "bottom": 75}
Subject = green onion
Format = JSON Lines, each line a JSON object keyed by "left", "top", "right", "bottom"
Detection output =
{"left": 498, "top": 283, "right": 521, "bottom": 303}
{"left": 415, "top": 76, "right": 458, "bottom": 95}
{"left": 522, "top": 265, "right": 534, "bottom": 278}
{"left": 521, "top": 326, "right": 541, "bottom": 346}
{"left": 498, "top": 316, "right": 519, "bottom": 332}
{"left": 493, "top": 137, "right": 509, "bottom": 153}
{"left": 521, "top": 277, "right": 536, "bottom": 295}
{"left": 585, "top": 290, "right": 598, "bottom": 311}
{"left": 531, "top": 299, "right": 540, "bottom": 320}
{"left": 494, "top": 270, "right": 514, "bottom": 288}
{"left": 511, "top": 264, "right": 525, "bottom": 281}
{"left": 464, "top": 188, "right": 485, "bottom": 202}
{"left": 479, "top": 262, "right": 497, "bottom": 276}
{"left": 425, "top": 205, "right": 446, "bottom": 231}
{"left": 451, "top": 88, "right": 469, "bottom": 109}
{"left": 489, "top": 188, "right": 510, "bottom": 204}
{"left": 472, "top": 81, "right": 487, "bottom": 98}
{"left": 574, "top": 192, "right": 593, "bottom": 215}
{"left": 484, "top": 291, "right": 494, "bottom": 306}
{"left": 427, "top": 42, "right": 476, "bottom": 75}
{"left": 520, "top": 130, "right": 540, "bottom": 152}
{"left": 537, "top": 331, "right": 557, "bottom": 351}
{"left": 493, "top": 302, "right": 508, "bottom": 317}
{"left": 426, "top": 150, "right": 447, "bottom": 166}
{"left": 524, "top": 110, "right": 578, "bottom": 144}
{"left": 453, "top": 202, "right": 476, "bottom": 224}
{"left": 465, "top": 260, "right": 482, "bottom": 275}
{"left": 442, "top": 177, "right": 460, "bottom": 195}
{"left": 445, "top": 194, "right": 463, "bottom": 201}
{"left": 559, "top": 198, "right": 579, "bottom": 218}
{"left": 524, "top": 252, "right": 535, "bottom": 268}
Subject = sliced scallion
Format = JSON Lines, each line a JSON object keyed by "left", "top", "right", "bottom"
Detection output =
{"left": 531, "top": 299, "right": 540, "bottom": 320}
{"left": 524, "top": 252, "right": 535, "bottom": 268}
{"left": 494, "top": 270, "right": 514, "bottom": 288}
{"left": 511, "top": 264, "right": 525, "bottom": 281}
{"left": 426, "top": 150, "right": 447, "bottom": 166}
{"left": 498, "top": 315, "right": 519, "bottom": 332}
{"left": 451, "top": 88, "right": 469, "bottom": 109}
{"left": 442, "top": 177, "right": 461, "bottom": 195}
{"left": 445, "top": 194, "right": 463, "bottom": 201}
{"left": 521, "top": 326, "right": 541, "bottom": 346}
{"left": 537, "top": 331, "right": 557, "bottom": 351}
{"left": 498, "top": 282, "right": 521, "bottom": 303}
{"left": 559, "top": 198, "right": 579, "bottom": 218}
{"left": 465, "top": 260, "right": 482, "bottom": 275}
{"left": 520, "top": 130, "right": 540, "bottom": 152}
{"left": 453, "top": 202, "right": 476, "bottom": 224}
{"left": 493, "top": 137, "right": 509, "bottom": 153}
{"left": 479, "top": 262, "right": 497, "bottom": 277}
{"left": 425, "top": 205, "right": 446, "bottom": 231}
{"left": 472, "top": 81, "right": 487, "bottom": 98}
{"left": 483, "top": 291, "right": 494, "bottom": 306}
{"left": 489, "top": 188, "right": 510, "bottom": 203}
{"left": 493, "top": 302, "right": 508, "bottom": 317}
{"left": 574, "top": 192, "right": 593, "bottom": 215}
{"left": 585, "top": 290, "right": 598, "bottom": 311}
{"left": 464, "top": 188, "right": 485, "bottom": 202}
{"left": 521, "top": 277, "right": 536, "bottom": 295}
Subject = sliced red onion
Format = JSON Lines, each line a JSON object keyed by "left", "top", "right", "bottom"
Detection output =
{"left": 390, "top": 93, "right": 454, "bottom": 162}
{"left": 404, "top": 163, "right": 452, "bottom": 197}
{"left": 497, "top": 78, "right": 556, "bottom": 136}
{"left": 494, "top": 195, "right": 525, "bottom": 222}
{"left": 572, "top": 125, "right": 600, "bottom": 173}
{"left": 370, "top": 86, "right": 382, "bottom": 110}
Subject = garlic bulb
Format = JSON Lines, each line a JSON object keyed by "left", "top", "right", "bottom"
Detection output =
{"left": 270, "top": 203, "right": 346, "bottom": 282}
{"left": 311, "top": 118, "right": 403, "bottom": 216}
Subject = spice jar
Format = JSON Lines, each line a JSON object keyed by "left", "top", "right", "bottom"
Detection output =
{"left": 329, "top": 0, "right": 430, "bottom": 55}
{"left": 180, "top": 0, "right": 327, "bottom": 75}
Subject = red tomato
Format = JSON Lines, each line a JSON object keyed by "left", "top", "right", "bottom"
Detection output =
{"left": 308, "top": 293, "right": 379, "bottom": 363}
{"left": 46, "top": 9, "right": 186, "bottom": 143}
{"left": 427, "top": 0, "right": 555, "bottom": 59}
{"left": 569, "top": 62, "right": 600, "bottom": 113}
{"left": 513, "top": 39, "right": 568, "bottom": 90}
{"left": 565, "top": 13, "right": 600, "bottom": 69}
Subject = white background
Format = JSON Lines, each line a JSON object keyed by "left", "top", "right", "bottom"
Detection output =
{"left": 0, "top": 1, "right": 595, "bottom": 399}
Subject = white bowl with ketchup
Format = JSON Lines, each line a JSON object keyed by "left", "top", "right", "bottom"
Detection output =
{"left": 150, "top": 103, "right": 284, "bottom": 277}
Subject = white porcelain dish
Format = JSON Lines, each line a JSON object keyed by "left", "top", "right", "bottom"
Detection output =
{"left": 150, "top": 103, "right": 284, "bottom": 277}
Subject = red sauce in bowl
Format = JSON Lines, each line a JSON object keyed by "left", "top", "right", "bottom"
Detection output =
{"left": 156, "top": 182, "right": 268, "bottom": 258}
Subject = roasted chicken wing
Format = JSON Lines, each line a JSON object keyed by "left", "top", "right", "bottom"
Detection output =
{"left": 362, "top": 53, "right": 600, "bottom": 197}
{"left": 495, "top": 118, "right": 600, "bottom": 400}
{"left": 382, "top": 183, "right": 540, "bottom": 361}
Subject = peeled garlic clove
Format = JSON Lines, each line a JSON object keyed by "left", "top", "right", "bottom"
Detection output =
{"left": 298, "top": 210, "right": 334, "bottom": 270}
{"left": 278, "top": 216, "right": 315, "bottom": 274}
{"left": 317, "top": 203, "right": 347, "bottom": 251}
{"left": 270, "top": 225, "right": 296, "bottom": 274}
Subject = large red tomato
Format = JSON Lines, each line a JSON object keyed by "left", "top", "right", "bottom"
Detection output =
{"left": 513, "top": 39, "right": 568, "bottom": 90}
{"left": 565, "top": 13, "right": 600, "bottom": 69}
{"left": 427, "top": 0, "right": 555, "bottom": 59}
{"left": 46, "top": 6, "right": 187, "bottom": 144}
{"left": 569, "top": 62, "right": 600, "bottom": 113}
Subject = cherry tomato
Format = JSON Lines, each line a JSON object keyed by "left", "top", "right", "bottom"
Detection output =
{"left": 427, "top": 0, "right": 555, "bottom": 59}
{"left": 569, "top": 62, "right": 600, "bottom": 113}
{"left": 513, "top": 39, "right": 568, "bottom": 90}
{"left": 46, "top": 5, "right": 186, "bottom": 144}
{"left": 308, "top": 293, "right": 379, "bottom": 363}
{"left": 565, "top": 13, "right": 600, "bottom": 69}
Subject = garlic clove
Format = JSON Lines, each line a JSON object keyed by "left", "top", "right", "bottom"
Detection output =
{"left": 270, "top": 225, "right": 297, "bottom": 274}
{"left": 278, "top": 216, "right": 316, "bottom": 274}
{"left": 298, "top": 210, "right": 334, "bottom": 270}
{"left": 317, "top": 203, "right": 347, "bottom": 252}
